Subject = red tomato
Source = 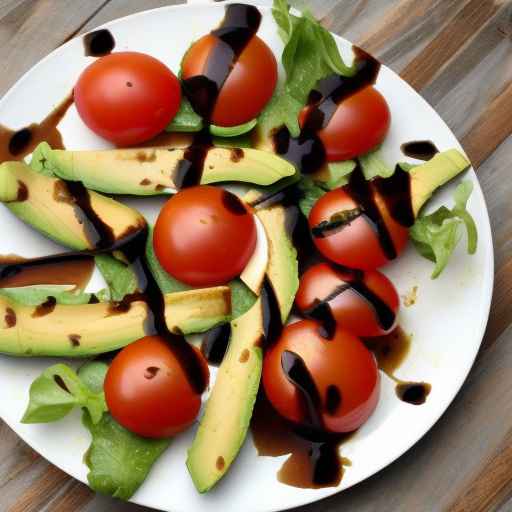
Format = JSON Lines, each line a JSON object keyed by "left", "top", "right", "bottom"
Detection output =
{"left": 74, "top": 52, "right": 181, "bottom": 146}
{"left": 154, "top": 185, "right": 256, "bottom": 286}
{"left": 299, "top": 86, "right": 390, "bottom": 161}
{"left": 308, "top": 188, "right": 408, "bottom": 269}
{"left": 296, "top": 263, "right": 399, "bottom": 337}
{"left": 181, "top": 35, "right": 277, "bottom": 126}
{"left": 105, "top": 336, "right": 209, "bottom": 438}
{"left": 263, "top": 320, "right": 379, "bottom": 433}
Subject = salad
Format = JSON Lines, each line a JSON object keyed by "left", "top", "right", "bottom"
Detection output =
{"left": 0, "top": 0, "right": 477, "bottom": 501}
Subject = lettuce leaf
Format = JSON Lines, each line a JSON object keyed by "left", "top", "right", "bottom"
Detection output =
{"left": 83, "top": 411, "right": 170, "bottom": 500}
{"left": 166, "top": 97, "right": 203, "bottom": 133}
{"left": 410, "top": 181, "right": 477, "bottom": 278}
{"left": 0, "top": 285, "right": 92, "bottom": 306}
{"left": 358, "top": 148, "right": 395, "bottom": 180}
{"left": 21, "top": 363, "right": 107, "bottom": 425}
{"left": 258, "top": 0, "right": 354, "bottom": 139}
{"left": 94, "top": 254, "right": 139, "bottom": 301}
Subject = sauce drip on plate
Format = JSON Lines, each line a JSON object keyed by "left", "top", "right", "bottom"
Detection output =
{"left": 83, "top": 29, "right": 116, "bottom": 57}
{"left": 0, "top": 94, "right": 73, "bottom": 164}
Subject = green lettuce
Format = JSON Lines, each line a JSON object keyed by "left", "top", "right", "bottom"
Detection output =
{"left": 410, "top": 181, "right": 478, "bottom": 278}
{"left": 258, "top": 0, "right": 354, "bottom": 138}
{"left": 21, "top": 363, "right": 107, "bottom": 425}
{"left": 0, "top": 285, "right": 93, "bottom": 306}
{"left": 358, "top": 148, "right": 395, "bottom": 180}
{"left": 166, "top": 97, "right": 203, "bottom": 133}
{"left": 94, "top": 254, "right": 138, "bottom": 301}
{"left": 83, "top": 411, "right": 170, "bottom": 500}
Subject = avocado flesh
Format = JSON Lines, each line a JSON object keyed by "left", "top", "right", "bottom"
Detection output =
{"left": 256, "top": 205, "right": 299, "bottom": 321}
{"left": 164, "top": 286, "right": 231, "bottom": 334}
{"left": 0, "top": 161, "right": 145, "bottom": 250}
{"left": 409, "top": 149, "right": 470, "bottom": 217}
{"left": 186, "top": 204, "right": 299, "bottom": 492}
{"left": 0, "top": 285, "right": 231, "bottom": 357}
{"left": 187, "top": 297, "right": 264, "bottom": 493}
{"left": 37, "top": 142, "right": 295, "bottom": 196}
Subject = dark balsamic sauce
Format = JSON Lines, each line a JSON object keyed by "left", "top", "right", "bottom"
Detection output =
{"left": 172, "top": 130, "right": 213, "bottom": 189}
{"left": 0, "top": 253, "right": 95, "bottom": 289}
{"left": 201, "top": 323, "right": 232, "bottom": 366}
{"left": 364, "top": 327, "right": 432, "bottom": 405}
{"left": 395, "top": 381, "right": 431, "bottom": 405}
{"left": 0, "top": 94, "right": 73, "bottom": 164}
{"left": 401, "top": 140, "right": 439, "bottom": 161}
{"left": 261, "top": 277, "right": 283, "bottom": 347}
{"left": 373, "top": 165, "right": 415, "bottom": 227}
{"left": 343, "top": 164, "right": 397, "bottom": 259}
{"left": 32, "top": 296, "right": 57, "bottom": 318}
{"left": 182, "top": 4, "right": 261, "bottom": 120}
{"left": 83, "top": 29, "right": 115, "bottom": 57}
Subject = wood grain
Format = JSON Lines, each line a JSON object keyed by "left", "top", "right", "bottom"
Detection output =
{"left": 0, "top": 0, "right": 512, "bottom": 511}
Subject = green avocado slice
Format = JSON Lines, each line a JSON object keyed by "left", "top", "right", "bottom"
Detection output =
{"left": 36, "top": 142, "right": 295, "bottom": 196}
{"left": 0, "top": 285, "right": 231, "bottom": 357}
{"left": 187, "top": 297, "right": 264, "bottom": 492}
{"left": 409, "top": 149, "right": 470, "bottom": 217}
{"left": 186, "top": 204, "right": 299, "bottom": 492}
{"left": 0, "top": 161, "right": 145, "bottom": 251}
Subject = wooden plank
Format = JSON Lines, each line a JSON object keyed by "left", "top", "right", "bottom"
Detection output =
{"left": 0, "top": 0, "right": 111, "bottom": 97}
{"left": 399, "top": 0, "right": 503, "bottom": 90}
{"left": 448, "top": 429, "right": 512, "bottom": 512}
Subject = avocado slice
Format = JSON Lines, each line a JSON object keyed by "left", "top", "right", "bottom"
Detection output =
{"left": 0, "top": 284, "right": 231, "bottom": 357}
{"left": 256, "top": 205, "right": 299, "bottom": 321}
{"left": 186, "top": 203, "right": 299, "bottom": 492}
{"left": 409, "top": 149, "right": 470, "bottom": 216}
{"left": 36, "top": 142, "right": 295, "bottom": 196}
{"left": 0, "top": 161, "right": 145, "bottom": 251}
{"left": 187, "top": 297, "right": 264, "bottom": 492}
{"left": 164, "top": 286, "right": 231, "bottom": 334}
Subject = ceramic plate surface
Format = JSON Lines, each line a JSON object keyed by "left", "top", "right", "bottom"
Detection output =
{"left": 0, "top": 2, "right": 493, "bottom": 511}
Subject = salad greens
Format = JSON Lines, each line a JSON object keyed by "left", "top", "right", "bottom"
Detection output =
{"left": 0, "top": 285, "right": 93, "bottom": 306}
{"left": 83, "top": 411, "right": 170, "bottom": 500}
{"left": 166, "top": 97, "right": 203, "bottom": 132}
{"left": 410, "top": 181, "right": 478, "bottom": 278}
{"left": 21, "top": 363, "right": 107, "bottom": 425}
{"left": 95, "top": 254, "right": 138, "bottom": 301}
{"left": 359, "top": 148, "right": 395, "bottom": 180}
{"left": 22, "top": 360, "right": 170, "bottom": 500}
{"left": 258, "top": 0, "right": 355, "bottom": 139}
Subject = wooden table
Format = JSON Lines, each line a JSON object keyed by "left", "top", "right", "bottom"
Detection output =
{"left": 0, "top": 0, "right": 510, "bottom": 510}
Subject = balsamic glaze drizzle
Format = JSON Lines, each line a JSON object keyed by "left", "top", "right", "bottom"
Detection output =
{"left": 172, "top": 129, "right": 213, "bottom": 189}
{"left": 183, "top": 4, "right": 261, "bottom": 120}
{"left": 201, "top": 323, "right": 232, "bottom": 366}
{"left": 83, "top": 29, "right": 116, "bottom": 57}
{"left": 344, "top": 164, "right": 397, "bottom": 259}
{"left": 401, "top": 140, "right": 439, "bottom": 161}
{"left": 261, "top": 277, "right": 283, "bottom": 347}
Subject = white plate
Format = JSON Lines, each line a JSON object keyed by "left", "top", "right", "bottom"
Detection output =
{"left": 0, "top": 2, "right": 494, "bottom": 512}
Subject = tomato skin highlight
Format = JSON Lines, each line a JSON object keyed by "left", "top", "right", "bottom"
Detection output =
{"left": 296, "top": 263, "right": 399, "bottom": 337}
{"left": 299, "top": 86, "right": 390, "bottom": 161}
{"left": 181, "top": 35, "right": 277, "bottom": 126}
{"left": 104, "top": 336, "right": 209, "bottom": 438}
{"left": 308, "top": 188, "right": 408, "bottom": 269}
{"left": 263, "top": 320, "right": 379, "bottom": 433}
{"left": 153, "top": 186, "right": 256, "bottom": 287}
{"left": 74, "top": 52, "right": 181, "bottom": 146}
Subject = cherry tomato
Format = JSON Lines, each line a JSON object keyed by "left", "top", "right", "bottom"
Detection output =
{"left": 299, "top": 86, "right": 390, "bottom": 161}
{"left": 296, "top": 263, "right": 399, "bottom": 337}
{"left": 181, "top": 35, "right": 277, "bottom": 126}
{"left": 74, "top": 52, "right": 181, "bottom": 146}
{"left": 308, "top": 188, "right": 408, "bottom": 269}
{"left": 154, "top": 185, "right": 256, "bottom": 287}
{"left": 104, "top": 336, "right": 209, "bottom": 438}
{"left": 263, "top": 320, "right": 379, "bottom": 433}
